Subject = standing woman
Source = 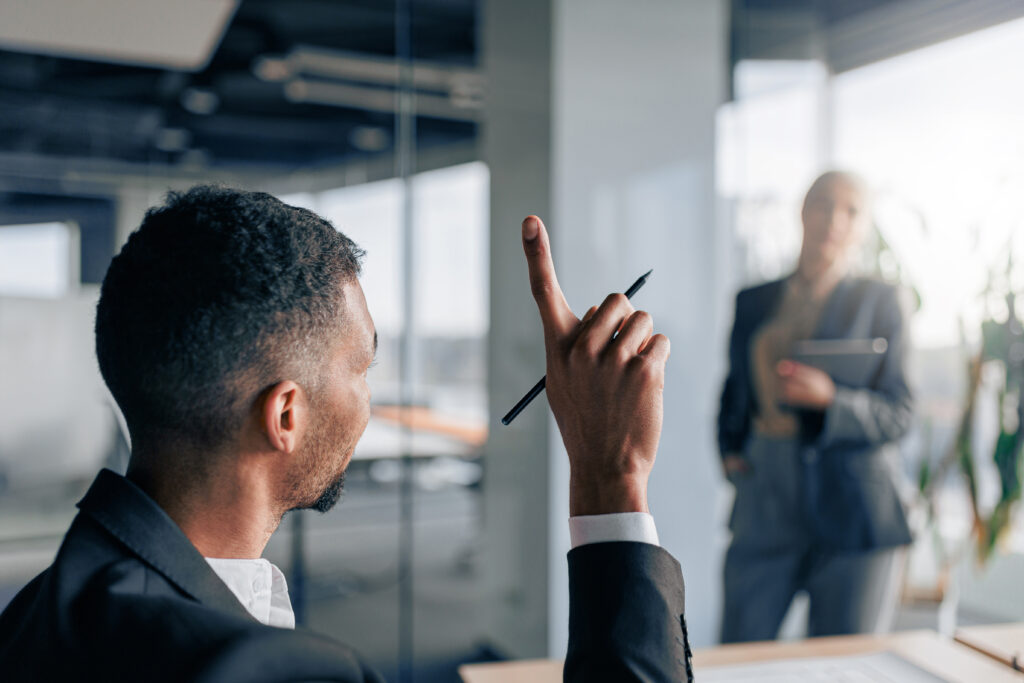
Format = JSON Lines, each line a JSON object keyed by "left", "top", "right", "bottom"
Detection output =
{"left": 718, "top": 171, "right": 914, "bottom": 643}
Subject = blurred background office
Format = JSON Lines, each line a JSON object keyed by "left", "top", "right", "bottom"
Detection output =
{"left": 1, "top": 1, "right": 1023, "bottom": 681}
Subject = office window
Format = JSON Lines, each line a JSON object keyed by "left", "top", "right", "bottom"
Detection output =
{"left": 716, "top": 60, "right": 828, "bottom": 286}
{"left": 832, "top": 18, "right": 1024, "bottom": 556}
{"left": 718, "top": 19, "right": 1024, "bottom": 625}
{"left": 833, "top": 17, "right": 1024, "bottom": 351}
{"left": 0, "top": 222, "right": 77, "bottom": 298}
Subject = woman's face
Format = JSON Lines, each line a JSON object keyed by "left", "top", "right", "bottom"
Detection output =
{"left": 800, "top": 178, "right": 867, "bottom": 271}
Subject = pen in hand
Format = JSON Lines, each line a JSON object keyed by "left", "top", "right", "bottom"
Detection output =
{"left": 501, "top": 269, "right": 653, "bottom": 426}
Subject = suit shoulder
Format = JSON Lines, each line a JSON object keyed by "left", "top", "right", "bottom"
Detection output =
{"left": 737, "top": 278, "right": 784, "bottom": 298}
{"left": 848, "top": 275, "right": 896, "bottom": 292}
{"left": 0, "top": 569, "right": 47, "bottom": 618}
{"left": 734, "top": 278, "right": 786, "bottom": 310}
{"left": 846, "top": 277, "right": 902, "bottom": 308}
{"left": 175, "top": 617, "right": 380, "bottom": 682}
{"left": 0, "top": 570, "right": 48, "bottom": 646}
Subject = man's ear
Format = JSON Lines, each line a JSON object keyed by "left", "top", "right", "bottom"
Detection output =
{"left": 261, "top": 380, "right": 306, "bottom": 453}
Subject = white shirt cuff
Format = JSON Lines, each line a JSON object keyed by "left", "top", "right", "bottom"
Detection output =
{"left": 568, "top": 512, "right": 660, "bottom": 549}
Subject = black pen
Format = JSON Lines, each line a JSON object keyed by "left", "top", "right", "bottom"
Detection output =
{"left": 501, "top": 269, "right": 653, "bottom": 426}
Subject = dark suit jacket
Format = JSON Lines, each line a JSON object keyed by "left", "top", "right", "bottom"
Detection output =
{"left": 0, "top": 469, "right": 692, "bottom": 682}
{"left": 717, "top": 276, "right": 914, "bottom": 552}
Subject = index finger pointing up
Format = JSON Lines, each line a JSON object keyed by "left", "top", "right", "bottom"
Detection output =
{"left": 522, "top": 215, "right": 576, "bottom": 339}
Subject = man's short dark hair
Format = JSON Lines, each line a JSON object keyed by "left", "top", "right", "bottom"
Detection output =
{"left": 96, "top": 185, "right": 364, "bottom": 453}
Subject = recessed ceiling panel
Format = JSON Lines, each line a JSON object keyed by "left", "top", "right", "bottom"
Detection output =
{"left": 0, "top": 0, "right": 238, "bottom": 71}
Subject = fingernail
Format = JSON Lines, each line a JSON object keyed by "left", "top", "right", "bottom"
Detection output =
{"left": 522, "top": 216, "right": 539, "bottom": 241}
{"left": 777, "top": 360, "right": 793, "bottom": 374}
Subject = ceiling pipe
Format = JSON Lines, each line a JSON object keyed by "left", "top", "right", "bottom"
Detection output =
{"left": 256, "top": 45, "right": 484, "bottom": 121}
{"left": 284, "top": 77, "right": 480, "bottom": 121}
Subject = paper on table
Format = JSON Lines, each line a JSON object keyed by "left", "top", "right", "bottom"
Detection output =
{"left": 700, "top": 651, "right": 948, "bottom": 683}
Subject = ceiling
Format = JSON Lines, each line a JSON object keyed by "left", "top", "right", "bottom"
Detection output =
{"left": 0, "top": 0, "right": 479, "bottom": 175}
{"left": 2, "top": 0, "right": 1018, "bottom": 190}
{"left": 1, "top": 0, "right": 1019, "bottom": 285}
{"left": 731, "top": 0, "right": 1024, "bottom": 78}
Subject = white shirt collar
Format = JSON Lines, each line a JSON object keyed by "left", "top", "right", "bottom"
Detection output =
{"left": 204, "top": 557, "right": 295, "bottom": 629}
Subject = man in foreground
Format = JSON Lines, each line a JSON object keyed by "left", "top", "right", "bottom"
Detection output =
{"left": 0, "top": 187, "right": 691, "bottom": 682}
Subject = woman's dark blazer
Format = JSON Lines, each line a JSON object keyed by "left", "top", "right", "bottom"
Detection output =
{"left": 717, "top": 276, "right": 914, "bottom": 552}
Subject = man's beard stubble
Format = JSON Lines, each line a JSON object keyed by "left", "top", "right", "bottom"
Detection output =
{"left": 307, "top": 470, "right": 346, "bottom": 513}
{"left": 286, "top": 408, "right": 349, "bottom": 514}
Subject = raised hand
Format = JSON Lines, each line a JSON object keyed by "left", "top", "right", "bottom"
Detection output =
{"left": 521, "top": 215, "right": 670, "bottom": 516}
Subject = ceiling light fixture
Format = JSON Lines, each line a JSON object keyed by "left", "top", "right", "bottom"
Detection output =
{"left": 180, "top": 87, "right": 220, "bottom": 115}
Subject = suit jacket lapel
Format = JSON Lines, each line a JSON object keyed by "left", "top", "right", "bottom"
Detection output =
{"left": 77, "top": 468, "right": 256, "bottom": 622}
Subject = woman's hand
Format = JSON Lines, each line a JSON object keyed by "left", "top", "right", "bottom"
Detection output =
{"left": 776, "top": 359, "right": 836, "bottom": 409}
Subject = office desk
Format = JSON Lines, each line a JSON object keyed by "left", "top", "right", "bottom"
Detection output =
{"left": 955, "top": 623, "right": 1024, "bottom": 672}
{"left": 459, "top": 630, "right": 1024, "bottom": 682}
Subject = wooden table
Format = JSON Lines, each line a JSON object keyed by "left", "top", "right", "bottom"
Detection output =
{"left": 459, "top": 630, "right": 1024, "bottom": 682}
{"left": 955, "top": 623, "right": 1024, "bottom": 672}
